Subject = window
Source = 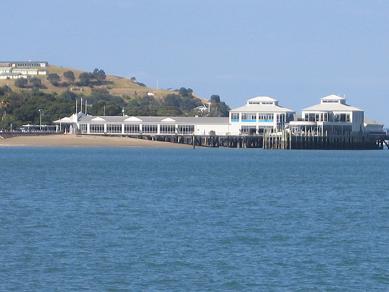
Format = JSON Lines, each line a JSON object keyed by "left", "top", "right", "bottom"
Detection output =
{"left": 241, "top": 126, "right": 256, "bottom": 134}
{"left": 178, "top": 125, "right": 194, "bottom": 134}
{"left": 80, "top": 124, "right": 87, "bottom": 134}
{"left": 241, "top": 113, "right": 256, "bottom": 121}
{"left": 160, "top": 125, "right": 176, "bottom": 134}
{"left": 276, "top": 114, "right": 286, "bottom": 124}
{"left": 90, "top": 124, "right": 104, "bottom": 133}
{"left": 231, "top": 113, "right": 239, "bottom": 122}
{"left": 248, "top": 101, "right": 274, "bottom": 105}
{"left": 124, "top": 124, "right": 140, "bottom": 133}
{"left": 308, "top": 114, "right": 315, "bottom": 122}
{"left": 142, "top": 124, "right": 158, "bottom": 134}
{"left": 107, "top": 124, "right": 122, "bottom": 133}
{"left": 332, "top": 114, "right": 350, "bottom": 122}
{"left": 258, "top": 113, "right": 273, "bottom": 121}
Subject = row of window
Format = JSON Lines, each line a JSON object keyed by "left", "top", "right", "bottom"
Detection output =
{"left": 304, "top": 113, "right": 350, "bottom": 122}
{"left": 231, "top": 113, "right": 275, "bottom": 121}
{"left": 82, "top": 124, "right": 194, "bottom": 134}
{"left": 248, "top": 101, "right": 274, "bottom": 105}
{"left": 240, "top": 126, "right": 273, "bottom": 134}
{"left": 178, "top": 125, "right": 194, "bottom": 134}
{"left": 241, "top": 113, "right": 257, "bottom": 121}
{"left": 258, "top": 114, "right": 273, "bottom": 121}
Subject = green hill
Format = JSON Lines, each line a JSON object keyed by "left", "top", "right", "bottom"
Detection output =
{"left": 0, "top": 65, "right": 230, "bottom": 129}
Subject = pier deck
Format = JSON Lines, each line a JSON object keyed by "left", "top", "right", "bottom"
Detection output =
{"left": 134, "top": 132, "right": 389, "bottom": 150}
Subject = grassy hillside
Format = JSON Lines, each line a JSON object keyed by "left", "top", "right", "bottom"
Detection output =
{"left": 0, "top": 65, "right": 192, "bottom": 101}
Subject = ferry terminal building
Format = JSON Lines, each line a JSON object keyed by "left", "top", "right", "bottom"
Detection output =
{"left": 55, "top": 95, "right": 384, "bottom": 139}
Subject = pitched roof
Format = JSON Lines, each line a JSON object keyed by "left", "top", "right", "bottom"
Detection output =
{"left": 364, "top": 117, "right": 383, "bottom": 126}
{"left": 230, "top": 104, "right": 293, "bottom": 113}
{"left": 247, "top": 96, "right": 277, "bottom": 103}
{"left": 303, "top": 103, "right": 362, "bottom": 112}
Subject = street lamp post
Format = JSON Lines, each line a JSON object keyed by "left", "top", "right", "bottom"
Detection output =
{"left": 38, "top": 109, "right": 42, "bottom": 131}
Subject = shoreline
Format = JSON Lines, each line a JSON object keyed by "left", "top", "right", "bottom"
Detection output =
{"left": 0, "top": 134, "right": 190, "bottom": 148}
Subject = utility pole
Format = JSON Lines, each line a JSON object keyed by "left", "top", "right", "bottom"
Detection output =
{"left": 38, "top": 109, "right": 42, "bottom": 131}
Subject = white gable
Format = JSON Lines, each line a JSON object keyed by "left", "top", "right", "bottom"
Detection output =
{"left": 161, "top": 118, "right": 176, "bottom": 122}
{"left": 247, "top": 96, "right": 277, "bottom": 105}
{"left": 124, "top": 116, "right": 142, "bottom": 122}
{"left": 91, "top": 117, "right": 105, "bottom": 122}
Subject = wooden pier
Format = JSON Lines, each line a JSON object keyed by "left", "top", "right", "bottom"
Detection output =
{"left": 142, "top": 134, "right": 263, "bottom": 148}
{"left": 135, "top": 131, "right": 388, "bottom": 150}
{"left": 263, "top": 130, "right": 388, "bottom": 150}
{"left": 1, "top": 131, "right": 387, "bottom": 150}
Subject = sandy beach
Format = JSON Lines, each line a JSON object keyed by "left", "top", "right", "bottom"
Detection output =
{"left": 0, "top": 134, "right": 190, "bottom": 148}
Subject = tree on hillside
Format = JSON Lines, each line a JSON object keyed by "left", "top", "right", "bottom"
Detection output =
{"left": 0, "top": 85, "right": 11, "bottom": 96}
{"left": 178, "top": 87, "right": 193, "bottom": 97}
{"left": 210, "top": 94, "right": 221, "bottom": 103}
{"left": 78, "top": 72, "right": 92, "bottom": 86}
{"left": 63, "top": 71, "right": 75, "bottom": 83}
{"left": 164, "top": 94, "right": 181, "bottom": 107}
{"left": 30, "top": 77, "right": 43, "bottom": 89}
{"left": 15, "top": 78, "right": 28, "bottom": 88}
{"left": 93, "top": 68, "right": 106, "bottom": 82}
{"left": 47, "top": 73, "right": 61, "bottom": 86}
{"left": 61, "top": 90, "right": 78, "bottom": 101}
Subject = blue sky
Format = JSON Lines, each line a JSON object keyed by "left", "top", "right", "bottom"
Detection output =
{"left": 2, "top": 0, "right": 389, "bottom": 125}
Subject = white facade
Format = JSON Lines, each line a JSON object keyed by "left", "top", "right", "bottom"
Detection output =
{"left": 290, "top": 95, "right": 364, "bottom": 135}
{"left": 194, "top": 123, "right": 231, "bottom": 136}
{"left": 0, "top": 61, "right": 48, "bottom": 79}
{"left": 229, "top": 96, "right": 294, "bottom": 134}
{"left": 54, "top": 114, "right": 232, "bottom": 136}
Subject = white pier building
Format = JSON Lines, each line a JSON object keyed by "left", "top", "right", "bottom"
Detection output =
{"left": 55, "top": 114, "right": 230, "bottom": 136}
{"left": 229, "top": 96, "right": 294, "bottom": 135}
{"left": 289, "top": 95, "right": 365, "bottom": 136}
{"left": 54, "top": 95, "right": 384, "bottom": 137}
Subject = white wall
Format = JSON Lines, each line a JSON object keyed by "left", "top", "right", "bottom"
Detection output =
{"left": 195, "top": 124, "right": 232, "bottom": 136}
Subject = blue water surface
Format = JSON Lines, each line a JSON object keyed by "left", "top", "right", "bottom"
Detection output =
{"left": 0, "top": 148, "right": 388, "bottom": 291}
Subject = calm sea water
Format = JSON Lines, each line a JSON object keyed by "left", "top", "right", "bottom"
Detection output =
{"left": 0, "top": 148, "right": 388, "bottom": 291}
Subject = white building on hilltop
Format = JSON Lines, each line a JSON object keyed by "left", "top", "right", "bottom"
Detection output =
{"left": 229, "top": 96, "right": 295, "bottom": 134}
{"left": 289, "top": 95, "right": 364, "bottom": 136}
{"left": 0, "top": 61, "right": 48, "bottom": 79}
